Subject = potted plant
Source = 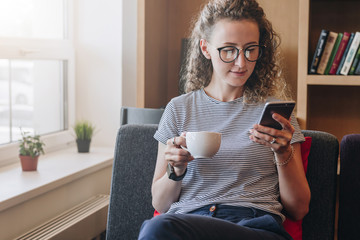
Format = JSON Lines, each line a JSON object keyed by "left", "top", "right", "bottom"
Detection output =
{"left": 73, "top": 120, "right": 95, "bottom": 153}
{"left": 19, "top": 130, "right": 45, "bottom": 171}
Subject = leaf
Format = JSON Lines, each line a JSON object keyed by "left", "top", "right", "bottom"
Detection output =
{"left": 18, "top": 128, "right": 45, "bottom": 157}
{"left": 73, "top": 120, "right": 95, "bottom": 140}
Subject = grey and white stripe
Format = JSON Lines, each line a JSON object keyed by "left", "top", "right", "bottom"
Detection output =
{"left": 154, "top": 89, "right": 305, "bottom": 220}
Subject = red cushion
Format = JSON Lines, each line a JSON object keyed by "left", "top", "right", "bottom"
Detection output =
{"left": 154, "top": 209, "right": 161, "bottom": 216}
{"left": 283, "top": 137, "right": 312, "bottom": 240}
{"left": 153, "top": 137, "right": 313, "bottom": 240}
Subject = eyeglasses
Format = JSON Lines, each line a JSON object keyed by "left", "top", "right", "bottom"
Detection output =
{"left": 216, "top": 45, "right": 264, "bottom": 63}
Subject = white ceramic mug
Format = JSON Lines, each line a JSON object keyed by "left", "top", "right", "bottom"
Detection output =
{"left": 182, "top": 131, "right": 221, "bottom": 158}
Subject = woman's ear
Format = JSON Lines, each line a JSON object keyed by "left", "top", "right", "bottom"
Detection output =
{"left": 200, "top": 39, "right": 211, "bottom": 59}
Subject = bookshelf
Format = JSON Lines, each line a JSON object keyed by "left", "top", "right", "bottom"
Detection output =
{"left": 297, "top": 0, "right": 360, "bottom": 141}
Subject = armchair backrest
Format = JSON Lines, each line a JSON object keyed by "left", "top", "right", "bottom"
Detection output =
{"left": 106, "top": 124, "right": 158, "bottom": 240}
{"left": 106, "top": 126, "right": 339, "bottom": 240}
{"left": 301, "top": 130, "right": 339, "bottom": 240}
{"left": 338, "top": 134, "right": 360, "bottom": 240}
{"left": 120, "top": 107, "right": 164, "bottom": 125}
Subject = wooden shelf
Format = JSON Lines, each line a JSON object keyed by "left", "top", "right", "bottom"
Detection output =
{"left": 306, "top": 75, "right": 360, "bottom": 86}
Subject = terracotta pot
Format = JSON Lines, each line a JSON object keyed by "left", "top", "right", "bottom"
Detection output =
{"left": 76, "top": 139, "right": 91, "bottom": 153}
{"left": 19, "top": 155, "right": 39, "bottom": 171}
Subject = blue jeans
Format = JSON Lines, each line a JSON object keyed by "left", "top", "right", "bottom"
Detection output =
{"left": 138, "top": 204, "right": 292, "bottom": 240}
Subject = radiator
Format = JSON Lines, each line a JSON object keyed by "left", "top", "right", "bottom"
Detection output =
{"left": 16, "top": 194, "right": 109, "bottom": 240}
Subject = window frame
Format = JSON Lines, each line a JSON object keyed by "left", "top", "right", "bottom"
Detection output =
{"left": 0, "top": 0, "right": 75, "bottom": 167}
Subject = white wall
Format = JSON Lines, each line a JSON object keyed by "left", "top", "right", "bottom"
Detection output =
{"left": 122, "top": 0, "right": 137, "bottom": 107}
{"left": 74, "top": 0, "right": 137, "bottom": 147}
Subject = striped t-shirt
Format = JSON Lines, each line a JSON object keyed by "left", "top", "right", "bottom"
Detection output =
{"left": 154, "top": 89, "right": 305, "bottom": 220}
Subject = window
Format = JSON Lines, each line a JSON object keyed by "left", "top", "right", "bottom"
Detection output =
{"left": 0, "top": 0, "right": 74, "bottom": 164}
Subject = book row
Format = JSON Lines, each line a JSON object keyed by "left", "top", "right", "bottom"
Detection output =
{"left": 309, "top": 30, "right": 360, "bottom": 75}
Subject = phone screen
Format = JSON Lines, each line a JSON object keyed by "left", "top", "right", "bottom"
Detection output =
{"left": 258, "top": 101, "right": 296, "bottom": 130}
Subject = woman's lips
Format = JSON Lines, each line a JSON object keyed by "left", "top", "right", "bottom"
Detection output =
{"left": 230, "top": 70, "right": 247, "bottom": 76}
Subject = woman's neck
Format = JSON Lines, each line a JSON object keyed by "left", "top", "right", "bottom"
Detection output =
{"left": 204, "top": 82, "right": 244, "bottom": 102}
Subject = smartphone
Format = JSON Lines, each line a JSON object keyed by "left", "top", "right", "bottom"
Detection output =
{"left": 257, "top": 101, "right": 296, "bottom": 130}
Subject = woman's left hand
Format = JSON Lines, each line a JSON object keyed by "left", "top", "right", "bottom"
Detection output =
{"left": 250, "top": 113, "right": 310, "bottom": 220}
{"left": 249, "top": 113, "right": 294, "bottom": 154}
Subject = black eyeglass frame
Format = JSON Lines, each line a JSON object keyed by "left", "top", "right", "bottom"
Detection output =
{"left": 216, "top": 45, "right": 265, "bottom": 63}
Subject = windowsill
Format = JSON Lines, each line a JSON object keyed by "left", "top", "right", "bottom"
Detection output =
{"left": 0, "top": 146, "right": 114, "bottom": 212}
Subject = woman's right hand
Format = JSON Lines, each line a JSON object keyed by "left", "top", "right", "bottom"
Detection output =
{"left": 151, "top": 133, "right": 194, "bottom": 212}
{"left": 165, "top": 132, "right": 194, "bottom": 176}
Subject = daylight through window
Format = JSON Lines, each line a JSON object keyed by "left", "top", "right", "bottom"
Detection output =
{"left": 0, "top": 0, "right": 72, "bottom": 145}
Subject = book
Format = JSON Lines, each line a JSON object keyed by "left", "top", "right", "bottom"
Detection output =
{"left": 329, "top": 32, "right": 351, "bottom": 74}
{"left": 309, "top": 29, "right": 329, "bottom": 74}
{"left": 317, "top": 31, "right": 338, "bottom": 74}
{"left": 336, "top": 33, "right": 355, "bottom": 74}
{"left": 354, "top": 56, "right": 360, "bottom": 74}
{"left": 348, "top": 45, "right": 360, "bottom": 75}
{"left": 324, "top": 33, "right": 343, "bottom": 74}
{"left": 340, "top": 31, "right": 360, "bottom": 75}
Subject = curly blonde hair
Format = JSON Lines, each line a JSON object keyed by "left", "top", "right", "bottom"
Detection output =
{"left": 181, "top": 0, "right": 291, "bottom": 103}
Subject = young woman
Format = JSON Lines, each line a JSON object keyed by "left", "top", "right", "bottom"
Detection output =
{"left": 138, "top": 0, "right": 310, "bottom": 239}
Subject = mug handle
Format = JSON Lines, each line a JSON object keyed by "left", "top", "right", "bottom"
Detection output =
{"left": 180, "top": 145, "right": 189, "bottom": 152}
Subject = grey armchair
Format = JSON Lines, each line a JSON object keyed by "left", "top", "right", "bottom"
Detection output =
{"left": 106, "top": 125, "right": 339, "bottom": 240}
